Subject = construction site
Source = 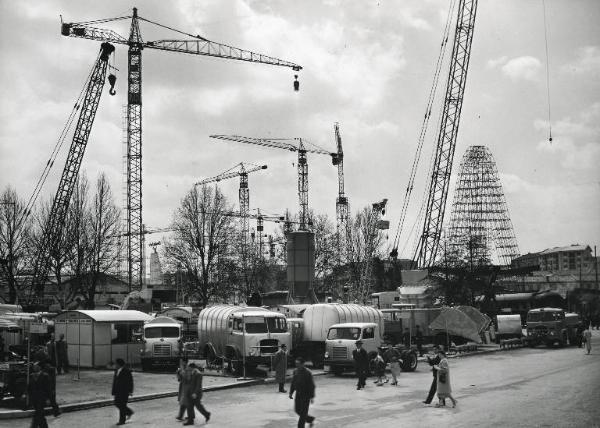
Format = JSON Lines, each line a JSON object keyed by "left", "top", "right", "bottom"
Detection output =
{"left": 0, "top": 1, "right": 599, "bottom": 427}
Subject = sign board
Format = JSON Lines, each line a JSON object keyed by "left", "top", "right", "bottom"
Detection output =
{"left": 30, "top": 323, "right": 48, "bottom": 334}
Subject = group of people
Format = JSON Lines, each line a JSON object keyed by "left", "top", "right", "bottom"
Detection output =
{"left": 28, "top": 333, "right": 67, "bottom": 427}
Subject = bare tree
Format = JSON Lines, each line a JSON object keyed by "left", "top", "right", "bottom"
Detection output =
{"left": 0, "top": 187, "right": 33, "bottom": 303}
{"left": 82, "top": 173, "right": 121, "bottom": 308}
{"left": 346, "top": 206, "right": 387, "bottom": 303}
{"left": 163, "top": 185, "right": 235, "bottom": 307}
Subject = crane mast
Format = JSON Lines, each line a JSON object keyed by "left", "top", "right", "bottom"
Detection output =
{"left": 61, "top": 8, "right": 302, "bottom": 291}
{"left": 333, "top": 123, "right": 349, "bottom": 263}
{"left": 31, "top": 42, "right": 116, "bottom": 299}
{"left": 414, "top": 0, "right": 478, "bottom": 268}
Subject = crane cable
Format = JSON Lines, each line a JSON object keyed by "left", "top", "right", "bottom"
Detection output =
{"left": 390, "top": 0, "right": 458, "bottom": 256}
{"left": 21, "top": 51, "right": 102, "bottom": 224}
{"left": 542, "top": 0, "right": 553, "bottom": 143}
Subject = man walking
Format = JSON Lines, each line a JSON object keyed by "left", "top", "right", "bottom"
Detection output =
{"left": 383, "top": 345, "right": 402, "bottom": 386}
{"left": 415, "top": 325, "right": 424, "bottom": 356}
{"left": 29, "top": 364, "right": 51, "bottom": 428}
{"left": 352, "top": 340, "right": 369, "bottom": 390}
{"left": 55, "top": 334, "right": 69, "bottom": 374}
{"left": 289, "top": 357, "right": 315, "bottom": 428}
{"left": 42, "top": 361, "right": 61, "bottom": 417}
{"left": 423, "top": 346, "right": 441, "bottom": 405}
{"left": 272, "top": 343, "right": 288, "bottom": 393}
{"left": 46, "top": 334, "right": 57, "bottom": 367}
{"left": 112, "top": 358, "right": 134, "bottom": 425}
{"left": 583, "top": 325, "right": 593, "bottom": 354}
{"left": 183, "top": 362, "right": 211, "bottom": 425}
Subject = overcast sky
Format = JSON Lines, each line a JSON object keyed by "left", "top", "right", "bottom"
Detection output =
{"left": 1, "top": 0, "right": 599, "bottom": 262}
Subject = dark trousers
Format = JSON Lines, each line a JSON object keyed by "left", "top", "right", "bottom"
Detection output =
{"left": 295, "top": 397, "right": 314, "bottom": 428}
{"left": 424, "top": 376, "right": 437, "bottom": 404}
{"left": 48, "top": 392, "right": 60, "bottom": 416}
{"left": 278, "top": 382, "right": 286, "bottom": 392}
{"left": 30, "top": 400, "right": 48, "bottom": 428}
{"left": 56, "top": 360, "right": 69, "bottom": 374}
{"left": 114, "top": 395, "right": 133, "bottom": 423}
{"left": 356, "top": 367, "right": 367, "bottom": 388}
{"left": 187, "top": 397, "right": 210, "bottom": 421}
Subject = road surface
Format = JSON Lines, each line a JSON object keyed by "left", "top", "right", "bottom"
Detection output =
{"left": 3, "top": 332, "right": 599, "bottom": 427}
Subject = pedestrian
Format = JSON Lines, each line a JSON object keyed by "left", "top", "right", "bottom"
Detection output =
{"left": 29, "top": 363, "right": 51, "bottom": 428}
{"left": 176, "top": 359, "right": 187, "bottom": 421}
{"left": 383, "top": 345, "right": 402, "bottom": 386}
{"left": 352, "top": 340, "right": 369, "bottom": 390}
{"left": 55, "top": 334, "right": 69, "bottom": 374}
{"left": 272, "top": 343, "right": 288, "bottom": 393}
{"left": 372, "top": 348, "right": 387, "bottom": 386}
{"left": 415, "top": 325, "right": 424, "bottom": 356}
{"left": 112, "top": 358, "right": 134, "bottom": 425}
{"left": 41, "top": 361, "right": 61, "bottom": 417}
{"left": 289, "top": 357, "right": 315, "bottom": 428}
{"left": 402, "top": 328, "right": 411, "bottom": 348}
{"left": 422, "top": 345, "right": 441, "bottom": 404}
{"left": 583, "top": 325, "right": 592, "bottom": 355}
{"left": 182, "top": 362, "right": 211, "bottom": 425}
{"left": 433, "top": 350, "right": 457, "bottom": 408}
{"left": 46, "top": 333, "right": 57, "bottom": 366}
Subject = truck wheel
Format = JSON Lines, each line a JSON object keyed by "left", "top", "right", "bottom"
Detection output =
{"left": 401, "top": 351, "right": 418, "bottom": 372}
{"left": 312, "top": 353, "right": 325, "bottom": 369}
{"left": 332, "top": 366, "right": 344, "bottom": 376}
{"left": 141, "top": 360, "right": 151, "bottom": 371}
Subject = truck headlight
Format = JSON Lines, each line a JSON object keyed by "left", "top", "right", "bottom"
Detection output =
{"left": 250, "top": 348, "right": 258, "bottom": 356}
{"left": 324, "top": 351, "right": 329, "bottom": 359}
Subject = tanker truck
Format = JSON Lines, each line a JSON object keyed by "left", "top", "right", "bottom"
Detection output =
{"left": 197, "top": 305, "right": 291, "bottom": 374}
{"left": 292, "top": 303, "right": 417, "bottom": 373}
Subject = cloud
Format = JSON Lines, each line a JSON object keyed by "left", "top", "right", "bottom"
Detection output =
{"left": 561, "top": 45, "right": 600, "bottom": 74}
{"left": 486, "top": 56, "right": 508, "bottom": 69}
{"left": 500, "top": 56, "right": 542, "bottom": 81}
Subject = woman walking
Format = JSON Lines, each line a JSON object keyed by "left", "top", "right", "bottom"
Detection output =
{"left": 433, "top": 350, "right": 457, "bottom": 408}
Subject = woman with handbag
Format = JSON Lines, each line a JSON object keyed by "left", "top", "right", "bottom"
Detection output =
{"left": 433, "top": 350, "right": 457, "bottom": 408}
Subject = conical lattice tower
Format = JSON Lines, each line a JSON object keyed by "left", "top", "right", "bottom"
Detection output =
{"left": 445, "top": 145, "right": 520, "bottom": 266}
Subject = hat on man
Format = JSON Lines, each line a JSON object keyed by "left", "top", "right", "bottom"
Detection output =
{"left": 355, "top": 340, "right": 363, "bottom": 345}
{"left": 280, "top": 343, "right": 287, "bottom": 348}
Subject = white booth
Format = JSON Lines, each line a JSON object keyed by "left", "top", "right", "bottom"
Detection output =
{"left": 54, "top": 310, "right": 151, "bottom": 368}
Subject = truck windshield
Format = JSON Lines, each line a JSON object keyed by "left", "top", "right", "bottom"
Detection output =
{"left": 245, "top": 321, "right": 268, "bottom": 333}
{"left": 266, "top": 317, "right": 287, "bottom": 333}
{"left": 327, "top": 327, "right": 361, "bottom": 340}
{"left": 144, "top": 327, "right": 180, "bottom": 338}
{"left": 527, "top": 311, "right": 564, "bottom": 322}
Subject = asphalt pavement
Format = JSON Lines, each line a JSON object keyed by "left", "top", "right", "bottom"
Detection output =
{"left": 2, "top": 331, "right": 598, "bottom": 427}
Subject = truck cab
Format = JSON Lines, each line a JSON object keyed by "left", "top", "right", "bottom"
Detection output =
{"left": 139, "top": 316, "right": 182, "bottom": 370}
{"left": 324, "top": 322, "right": 380, "bottom": 374}
{"left": 526, "top": 308, "right": 568, "bottom": 347}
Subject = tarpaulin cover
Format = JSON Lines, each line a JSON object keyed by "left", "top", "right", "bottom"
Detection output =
{"left": 429, "top": 307, "right": 482, "bottom": 343}
{"left": 455, "top": 306, "right": 491, "bottom": 333}
{"left": 0, "top": 317, "right": 22, "bottom": 331}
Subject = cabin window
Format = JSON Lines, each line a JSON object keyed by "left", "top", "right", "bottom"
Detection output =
{"left": 266, "top": 317, "right": 287, "bottom": 333}
{"left": 362, "top": 327, "right": 375, "bottom": 339}
{"left": 327, "top": 327, "right": 361, "bottom": 340}
{"left": 144, "top": 327, "right": 180, "bottom": 338}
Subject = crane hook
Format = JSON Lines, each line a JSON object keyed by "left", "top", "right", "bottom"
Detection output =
{"left": 293, "top": 74, "right": 300, "bottom": 92}
{"left": 108, "top": 74, "right": 117, "bottom": 96}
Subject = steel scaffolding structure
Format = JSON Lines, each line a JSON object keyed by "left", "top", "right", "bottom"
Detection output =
{"left": 445, "top": 145, "right": 520, "bottom": 267}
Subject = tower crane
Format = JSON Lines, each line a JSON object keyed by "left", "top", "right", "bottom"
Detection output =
{"left": 61, "top": 8, "right": 302, "bottom": 291}
{"left": 333, "top": 123, "right": 349, "bottom": 262}
{"left": 210, "top": 135, "right": 337, "bottom": 231}
{"left": 412, "top": 0, "right": 479, "bottom": 268}
{"left": 195, "top": 163, "right": 267, "bottom": 291}
{"left": 30, "top": 42, "right": 116, "bottom": 301}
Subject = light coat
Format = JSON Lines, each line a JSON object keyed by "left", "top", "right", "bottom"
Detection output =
{"left": 436, "top": 357, "right": 452, "bottom": 398}
{"left": 272, "top": 349, "right": 288, "bottom": 384}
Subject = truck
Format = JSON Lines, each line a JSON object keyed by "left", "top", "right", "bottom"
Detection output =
{"left": 139, "top": 316, "right": 183, "bottom": 371}
{"left": 495, "top": 314, "right": 523, "bottom": 343}
{"left": 197, "top": 305, "right": 291, "bottom": 374}
{"left": 525, "top": 307, "right": 569, "bottom": 347}
{"left": 292, "top": 304, "right": 418, "bottom": 373}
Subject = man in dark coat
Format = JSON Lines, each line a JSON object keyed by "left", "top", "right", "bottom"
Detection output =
{"left": 402, "top": 328, "right": 411, "bottom": 348}
{"left": 415, "top": 325, "right": 424, "bottom": 356}
{"left": 112, "top": 358, "right": 134, "bottom": 425}
{"left": 352, "top": 340, "right": 369, "bottom": 390}
{"left": 55, "top": 334, "right": 69, "bottom": 374}
{"left": 29, "top": 364, "right": 51, "bottom": 428}
{"left": 289, "top": 357, "right": 315, "bottom": 428}
{"left": 42, "top": 362, "right": 61, "bottom": 417}
{"left": 46, "top": 334, "right": 57, "bottom": 366}
{"left": 183, "top": 362, "right": 211, "bottom": 425}
{"left": 423, "top": 346, "right": 441, "bottom": 404}
{"left": 272, "top": 343, "right": 288, "bottom": 393}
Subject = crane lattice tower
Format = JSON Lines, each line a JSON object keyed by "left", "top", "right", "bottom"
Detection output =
{"left": 445, "top": 145, "right": 520, "bottom": 266}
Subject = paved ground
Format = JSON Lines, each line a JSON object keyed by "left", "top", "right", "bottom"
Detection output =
{"left": 2, "top": 331, "right": 598, "bottom": 427}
